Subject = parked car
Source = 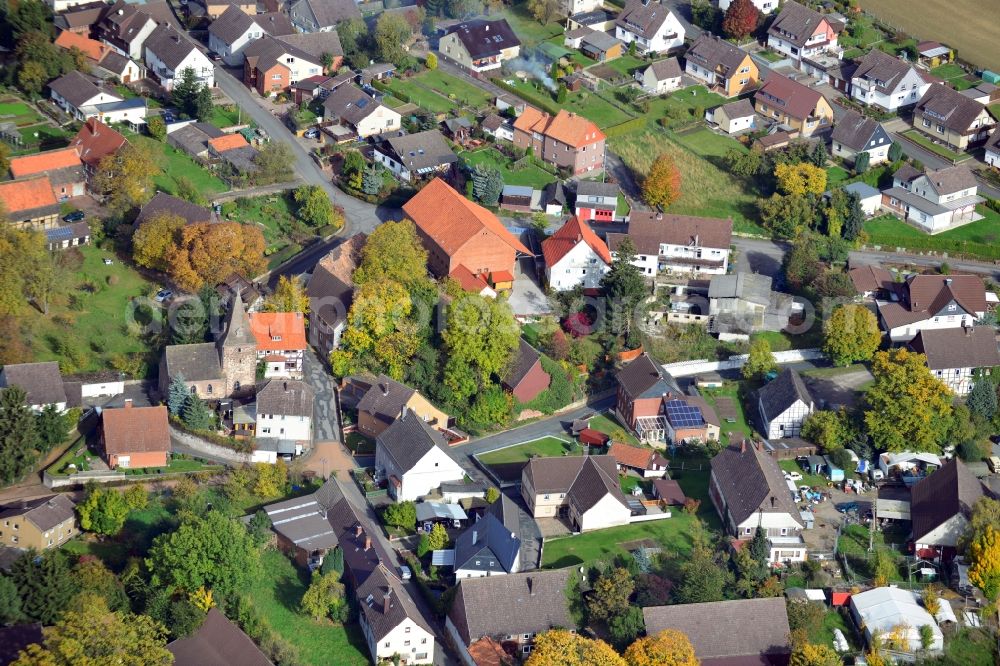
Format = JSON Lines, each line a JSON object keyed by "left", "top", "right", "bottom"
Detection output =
{"left": 207, "top": 51, "right": 221, "bottom": 61}
{"left": 304, "top": 128, "right": 319, "bottom": 139}
{"left": 62, "top": 210, "right": 85, "bottom": 222}
{"left": 869, "top": 468, "right": 884, "bottom": 482}
{"left": 784, "top": 471, "right": 803, "bottom": 482}
{"left": 399, "top": 565, "right": 411, "bottom": 580}
{"left": 155, "top": 289, "right": 173, "bottom": 303}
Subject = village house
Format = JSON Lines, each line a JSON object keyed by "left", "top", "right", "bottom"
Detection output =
{"left": 608, "top": 442, "right": 668, "bottom": 478}
{"left": 438, "top": 19, "right": 521, "bottom": 75}
{"left": 208, "top": 5, "right": 295, "bottom": 66}
{"left": 248, "top": 312, "right": 307, "bottom": 379}
{"left": 447, "top": 569, "right": 574, "bottom": 663}
{"left": 850, "top": 49, "right": 931, "bottom": 112}
{"left": 144, "top": 25, "right": 215, "bottom": 91}
{"left": 910, "top": 458, "right": 984, "bottom": 561}
{"left": 574, "top": 181, "right": 619, "bottom": 222}
{"left": 307, "top": 233, "right": 365, "bottom": 357}
{"left": 719, "top": 0, "right": 778, "bottom": 12}
{"left": 757, "top": 369, "right": 814, "bottom": 440}
{"left": 754, "top": 72, "right": 834, "bottom": 137}
{"left": 542, "top": 215, "right": 612, "bottom": 291}
{"left": 877, "top": 273, "right": 991, "bottom": 343}
{"left": 910, "top": 326, "right": 1000, "bottom": 394}
{"left": 322, "top": 83, "right": 400, "bottom": 139}
{"left": 93, "top": 50, "right": 145, "bottom": 84}
{"left": 482, "top": 112, "right": 514, "bottom": 142}
{"left": 0, "top": 495, "right": 77, "bottom": 551}
{"left": 766, "top": 0, "right": 842, "bottom": 64}
{"left": 402, "top": 178, "right": 531, "bottom": 289}
{"left": 243, "top": 35, "right": 325, "bottom": 95}
{"left": 614, "top": 0, "right": 685, "bottom": 54}
{"left": 0, "top": 178, "right": 61, "bottom": 230}
{"left": 48, "top": 71, "right": 130, "bottom": 122}
{"left": 54, "top": 1, "right": 107, "bottom": 37}
{"left": 521, "top": 455, "right": 632, "bottom": 530}
{"left": 499, "top": 185, "right": 533, "bottom": 214}
{"left": 0, "top": 363, "right": 67, "bottom": 412}
{"left": 684, "top": 34, "right": 758, "bottom": 98}
{"left": 566, "top": 8, "right": 617, "bottom": 33}
{"left": 354, "top": 375, "right": 451, "bottom": 439}
{"left": 705, "top": 99, "right": 756, "bottom": 135}
{"left": 644, "top": 598, "right": 792, "bottom": 664}
{"left": 100, "top": 400, "right": 171, "bottom": 469}
{"left": 54, "top": 30, "right": 112, "bottom": 66}
{"left": 287, "top": 0, "right": 361, "bottom": 33}
{"left": 357, "top": 564, "right": 435, "bottom": 665}
{"left": 576, "top": 29, "right": 623, "bottom": 63}
{"left": 564, "top": 0, "right": 604, "bottom": 16}
{"left": 167, "top": 121, "right": 225, "bottom": 160}
{"left": 913, "top": 83, "right": 996, "bottom": 152}
{"left": 708, "top": 272, "right": 793, "bottom": 335}
{"left": 96, "top": 0, "right": 157, "bottom": 60}
{"left": 664, "top": 397, "right": 721, "bottom": 444}
{"left": 607, "top": 211, "right": 733, "bottom": 277}
{"left": 501, "top": 339, "right": 551, "bottom": 404}
{"left": 513, "top": 107, "right": 606, "bottom": 175}
{"left": 255, "top": 379, "right": 314, "bottom": 449}
{"left": 69, "top": 118, "right": 127, "bottom": 181}
{"left": 374, "top": 129, "right": 458, "bottom": 183}
{"left": 168, "top": 608, "right": 272, "bottom": 666}
{"left": 135, "top": 192, "right": 213, "bottom": 227}
{"left": 831, "top": 109, "right": 892, "bottom": 166}
{"left": 374, "top": 412, "right": 465, "bottom": 502}
{"left": 848, "top": 264, "right": 895, "bottom": 300}
{"left": 9, "top": 148, "right": 86, "bottom": 201}
{"left": 635, "top": 57, "right": 682, "bottom": 95}
{"left": 710, "top": 440, "right": 807, "bottom": 562}
{"left": 447, "top": 495, "right": 521, "bottom": 579}
{"left": 614, "top": 353, "right": 681, "bottom": 444}
{"left": 880, "top": 163, "right": 984, "bottom": 233}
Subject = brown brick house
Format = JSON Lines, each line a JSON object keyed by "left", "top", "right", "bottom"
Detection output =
{"left": 614, "top": 353, "right": 681, "bottom": 445}
{"left": 512, "top": 108, "right": 606, "bottom": 175}
{"left": 501, "top": 340, "right": 551, "bottom": 404}
{"left": 100, "top": 400, "right": 171, "bottom": 469}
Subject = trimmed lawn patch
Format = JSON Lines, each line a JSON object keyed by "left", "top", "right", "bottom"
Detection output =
{"left": 930, "top": 63, "right": 966, "bottom": 80}
{"left": 459, "top": 147, "right": 556, "bottom": 189}
{"left": 779, "top": 459, "right": 827, "bottom": 489}
{"left": 826, "top": 165, "right": 851, "bottom": 187}
{"left": 542, "top": 512, "right": 701, "bottom": 568}
{"left": 385, "top": 78, "right": 452, "bottom": 114}
{"left": 901, "top": 129, "right": 966, "bottom": 162}
{"left": 14, "top": 123, "right": 73, "bottom": 154}
{"left": 248, "top": 549, "right": 369, "bottom": 666}
{"left": 207, "top": 104, "right": 242, "bottom": 129}
{"left": 863, "top": 206, "right": 1000, "bottom": 261}
{"left": 504, "top": 6, "right": 564, "bottom": 47}
{"left": 586, "top": 413, "right": 639, "bottom": 446}
{"left": 759, "top": 50, "right": 784, "bottom": 62}
{"left": 504, "top": 79, "right": 634, "bottom": 129}
{"left": 699, "top": 384, "right": 754, "bottom": 441}
{"left": 0, "top": 99, "right": 42, "bottom": 126}
{"left": 345, "top": 432, "right": 375, "bottom": 455}
{"left": 646, "top": 86, "right": 727, "bottom": 130}
{"left": 382, "top": 95, "right": 405, "bottom": 109}
{"left": 673, "top": 127, "right": 747, "bottom": 158}
{"left": 604, "top": 54, "right": 646, "bottom": 77}
{"left": 417, "top": 70, "right": 492, "bottom": 108}
{"left": 619, "top": 475, "right": 651, "bottom": 495}
{"left": 129, "top": 133, "right": 228, "bottom": 197}
{"left": 837, "top": 523, "right": 905, "bottom": 581}
{"left": 478, "top": 437, "right": 577, "bottom": 465}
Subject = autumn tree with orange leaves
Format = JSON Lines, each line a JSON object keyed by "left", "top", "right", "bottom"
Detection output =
{"left": 624, "top": 629, "right": 699, "bottom": 666}
{"left": 642, "top": 154, "right": 681, "bottom": 209}
{"left": 723, "top": 0, "right": 759, "bottom": 40}
{"left": 526, "top": 630, "right": 626, "bottom": 666}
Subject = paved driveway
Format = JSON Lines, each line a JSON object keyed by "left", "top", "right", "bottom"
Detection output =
{"left": 302, "top": 347, "right": 338, "bottom": 441}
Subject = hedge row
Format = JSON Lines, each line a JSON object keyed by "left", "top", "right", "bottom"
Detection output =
{"left": 491, "top": 79, "right": 561, "bottom": 116}
{"left": 372, "top": 79, "right": 411, "bottom": 104}
{"left": 603, "top": 117, "right": 646, "bottom": 139}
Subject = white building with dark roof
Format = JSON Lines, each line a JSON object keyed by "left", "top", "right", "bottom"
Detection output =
{"left": 374, "top": 130, "right": 458, "bottom": 183}
{"left": 375, "top": 411, "right": 465, "bottom": 502}
{"left": 635, "top": 57, "right": 682, "bottom": 94}
{"left": 850, "top": 49, "right": 930, "bottom": 112}
{"left": 910, "top": 326, "right": 1000, "bottom": 394}
{"left": 606, "top": 211, "right": 733, "bottom": 277}
{"left": 831, "top": 109, "right": 892, "bottom": 166}
{"left": 439, "top": 19, "right": 521, "bottom": 74}
{"left": 520, "top": 455, "right": 631, "bottom": 531}
{"left": 881, "top": 163, "right": 983, "bottom": 233}
{"left": 144, "top": 24, "right": 215, "bottom": 91}
{"left": 757, "top": 369, "right": 813, "bottom": 440}
{"left": 0, "top": 362, "right": 67, "bottom": 412}
{"left": 614, "top": 0, "right": 684, "bottom": 54}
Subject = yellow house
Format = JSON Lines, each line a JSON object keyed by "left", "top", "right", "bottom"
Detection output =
{"left": 355, "top": 375, "right": 451, "bottom": 439}
{"left": 754, "top": 73, "right": 833, "bottom": 137}
{"left": 0, "top": 495, "right": 77, "bottom": 550}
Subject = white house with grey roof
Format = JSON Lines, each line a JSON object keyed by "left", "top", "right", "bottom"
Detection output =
{"left": 614, "top": 0, "right": 685, "bottom": 54}
{"left": 635, "top": 57, "right": 682, "bottom": 94}
{"left": 757, "top": 369, "right": 813, "bottom": 440}
{"left": 254, "top": 379, "right": 314, "bottom": 448}
{"left": 831, "top": 109, "right": 892, "bottom": 166}
{"left": 208, "top": 5, "right": 295, "bottom": 66}
{"left": 607, "top": 211, "right": 733, "bottom": 277}
{"left": 880, "top": 163, "right": 983, "bottom": 233}
{"left": 850, "top": 49, "right": 930, "bottom": 112}
{"left": 766, "top": 0, "right": 842, "bottom": 63}
{"left": 441, "top": 494, "right": 521, "bottom": 579}
{"left": 375, "top": 411, "right": 464, "bottom": 502}
{"left": 144, "top": 25, "right": 214, "bottom": 91}
{"left": 322, "top": 84, "right": 400, "bottom": 139}
{"left": 0, "top": 362, "right": 67, "bottom": 412}
{"left": 520, "top": 455, "right": 631, "bottom": 531}
{"left": 48, "top": 71, "right": 125, "bottom": 122}
{"left": 705, "top": 99, "right": 756, "bottom": 135}
{"left": 374, "top": 130, "right": 458, "bottom": 183}
{"left": 287, "top": 0, "right": 361, "bottom": 33}
{"left": 909, "top": 326, "right": 1000, "bottom": 394}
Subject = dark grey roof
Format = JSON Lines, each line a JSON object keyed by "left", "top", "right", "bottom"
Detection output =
{"left": 356, "top": 563, "right": 433, "bottom": 641}
{"left": 911, "top": 327, "right": 1000, "bottom": 371}
{"left": 487, "top": 493, "right": 520, "bottom": 534}
{"left": 163, "top": 343, "right": 223, "bottom": 382}
{"left": 852, "top": 49, "right": 913, "bottom": 93}
{"left": 502, "top": 339, "right": 543, "bottom": 391}
{"left": 708, "top": 273, "right": 773, "bottom": 306}
{"left": 910, "top": 458, "right": 984, "bottom": 543}
{"left": 219, "top": 145, "right": 259, "bottom": 173}
{"left": 219, "top": 293, "right": 255, "bottom": 348}
{"left": 448, "top": 569, "right": 574, "bottom": 646}
{"left": 256, "top": 12, "right": 296, "bottom": 36}
{"left": 167, "top": 122, "right": 225, "bottom": 158}
{"left": 522, "top": 454, "right": 625, "bottom": 512}
{"left": 0, "top": 495, "right": 76, "bottom": 532}
{"left": 356, "top": 375, "right": 415, "bottom": 427}
{"left": 96, "top": 51, "right": 134, "bottom": 77}
{"left": 382, "top": 130, "right": 458, "bottom": 172}
{"left": 608, "top": 211, "right": 733, "bottom": 253}
{"left": 568, "top": 455, "right": 631, "bottom": 513}
{"left": 616, "top": 0, "right": 675, "bottom": 40}
{"left": 43, "top": 220, "right": 91, "bottom": 244}
{"left": 580, "top": 29, "right": 620, "bottom": 53}
{"left": 145, "top": 25, "right": 201, "bottom": 71}
{"left": 453, "top": 511, "right": 520, "bottom": 573}
{"left": 615, "top": 352, "right": 680, "bottom": 400}
{"left": 265, "top": 480, "right": 343, "bottom": 552}
{"left": 376, "top": 410, "right": 449, "bottom": 474}
{"left": 576, "top": 180, "right": 619, "bottom": 199}
{"left": 290, "top": 0, "right": 361, "bottom": 28}
{"left": 0, "top": 362, "right": 67, "bottom": 406}
{"left": 569, "top": 8, "right": 616, "bottom": 26}
{"left": 323, "top": 84, "right": 381, "bottom": 126}
{"left": 208, "top": 4, "right": 257, "bottom": 44}
{"left": 482, "top": 112, "right": 505, "bottom": 132}
{"left": 54, "top": 1, "right": 107, "bottom": 31}
{"left": 643, "top": 598, "right": 791, "bottom": 661}
{"left": 716, "top": 98, "right": 756, "bottom": 121}
{"left": 445, "top": 19, "right": 521, "bottom": 59}
{"left": 0, "top": 624, "right": 44, "bottom": 666}
{"left": 768, "top": 0, "right": 830, "bottom": 49}
{"left": 758, "top": 369, "right": 812, "bottom": 422}
{"left": 97, "top": 0, "right": 156, "bottom": 48}
{"left": 168, "top": 608, "right": 273, "bottom": 666}
{"left": 710, "top": 441, "right": 804, "bottom": 528}
{"left": 685, "top": 34, "right": 748, "bottom": 76}
{"left": 923, "top": 164, "right": 978, "bottom": 196}
{"left": 647, "top": 56, "right": 682, "bottom": 81}
{"left": 135, "top": 191, "right": 213, "bottom": 226}
{"left": 49, "top": 71, "right": 112, "bottom": 109}
{"left": 916, "top": 83, "right": 988, "bottom": 133}
{"left": 277, "top": 31, "right": 344, "bottom": 59}
{"left": 256, "top": 379, "right": 314, "bottom": 418}
{"left": 831, "top": 109, "right": 887, "bottom": 152}
{"left": 543, "top": 181, "right": 569, "bottom": 207}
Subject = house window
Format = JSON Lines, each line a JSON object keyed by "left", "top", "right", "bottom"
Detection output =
{"left": 385, "top": 642, "right": 390, "bottom": 648}
{"left": 405, "top": 627, "right": 411, "bottom": 633}
{"left": 523, "top": 634, "right": 530, "bottom": 640}
{"left": 922, "top": 118, "right": 931, "bottom": 128}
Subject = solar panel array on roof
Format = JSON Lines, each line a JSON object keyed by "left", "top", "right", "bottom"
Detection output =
{"left": 665, "top": 399, "right": 705, "bottom": 428}
{"left": 45, "top": 227, "right": 78, "bottom": 240}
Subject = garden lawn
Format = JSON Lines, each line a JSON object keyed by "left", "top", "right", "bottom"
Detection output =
{"left": 542, "top": 511, "right": 701, "bottom": 568}
{"left": 14, "top": 124, "right": 72, "bottom": 154}
{"left": 345, "top": 432, "right": 375, "bottom": 455}
{"left": 417, "top": 70, "right": 492, "bottom": 108}
{"left": 646, "top": 86, "right": 727, "bottom": 130}
{"left": 863, "top": 206, "right": 1000, "bottom": 261}
{"left": 0, "top": 99, "right": 42, "bottom": 126}
{"left": 505, "top": 79, "right": 634, "bottom": 129}
{"left": 385, "top": 78, "right": 453, "bottom": 114}
{"left": 248, "top": 549, "right": 369, "bottom": 666}
{"left": 778, "top": 459, "right": 827, "bottom": 489}
{"left": 837, "top": 523, "right": 905, "bottom": 581}
{"left": 460, "top": 147, "right": 556, "bottom": 189}
{"left": 219, "top": 193, "right": 314, "bottom": 269}
{"left": 586, "top": 413, "right": 639, "bottom": 446}
{"left": 937, "top": 628, "right": 998, "bottom": 666}
{"left": 478, "top": 437, "right": 577, "bottom": 465}
{"left": 605, "top": 54, "right": 646, "bottom": 77}
{"left": 503, "top": 6, "right": 564, "bottom": 47}
{"left": 609, "top": 131, "right": 762, "bottom": 233}
{"left": 698, "top": 384, "right": 754, "bottom": 441}
{"left": 826, "top": 165, "right": 850, "bottom": 187}
{"left": 27, "top": 245, "right": 158, "bottom": 374}
{"left": 129, "top": 133, "right": 228, "bottom": 197}
{"left": 207, "top": 104, "right": 242, "bottom": 128}
{"left": 901, "top": 129, "right": 966, "bottom": 162}
{"left": 673, "top": 126, "right": 747, "bottom": 158}
{"left": 758, "top": 50, "right": 784, "bottom": 62}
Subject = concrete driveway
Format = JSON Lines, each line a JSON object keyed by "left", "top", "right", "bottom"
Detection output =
{"left": 802, "top": 367, "right": 874, "bottom": 410}
{"left": 301, "top": 347, "right": 338, "bottom": 441}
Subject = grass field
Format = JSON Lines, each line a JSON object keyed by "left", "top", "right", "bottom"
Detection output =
{"left": 542, "top": 512, "right": 701, "bottom": 568}
{"left": 930, "top": 63, "right": 982, "bottom": 91}
{"left": 207, "top": 104, "right": 242, "bottom": 129}
{"left": 609, "top": 130, "right": 762, "bottom": 234}
{"left": 418, "top": 70, "right": 492, "bottom": 107}
{"left": 604, "top": 54, "right": 647, "bottom": 77}
{"left": 14, "top": 123, "right": 73, "bottom": 153}
{"left": 698, "top": 384, "right": 754, "bottom": 441}
{"left": 863, "top": 206, "right": 1000, "bottom": 260}
{"left": 28, "top": 245, "right": 159, "bottom": 375}
{"left": 460, "top": 147, "right": 557, "bottom": 189}
{"left": 901, "top": 129, "right": 966, "bottom": 162}
{"left": 646, "top": 86, "right": 727, "bottom": 130}
{"left": 385, "top": 78, "right": 453, "bottom": 114}
{"left": 826, "top": 165, "right": 851, "bottom": 187}
{"left": 504, "top": 5, "right": 564, "bottom": 47}
{"left": 672, "top": 127, "right": 747, "bottom": 158}
{"left": 860, "top": 0, "right": 1000, "bottom": 71}
{"left": 248, "top": 549, "right": 369, "bottom": 666}
{"left": 129, "top": 133, "right": 228, "bottom": 197}
{"left": 586, "top": 413, "right": 640, "bottom": 446}
{"left": 0, "top": 99, "right": 42, "bottom": 126}
{"left": 506, "top": 79, "right": 635, "bottom": 129}
{"left": 478, "top": 437, "right": 577, "bottom": 465}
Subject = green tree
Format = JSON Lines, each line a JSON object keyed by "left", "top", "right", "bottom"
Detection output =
{"left": 353, "top": 219, "right": 430, "bottom": 293}
{"left": 725, "top": 146, "right": 763, "bottom": 177}
{"left": 92, "top": 141, "right": 159, "bottom": 217}
{"left": 526, "top": 0, "right": 560, "bottom": 23}
{"left": 854, "top": 151, "right": 870, "bottom": 174}
{"left": 783, "top": 236, "right": 822, "bottom": 290}
{"left": 147, "top": 510, "right": 263, "bottom": 597}
{"left": 587, "top": 567, "right": 634, "bottom": 621}
{"left": 194, "top": 85, "right": 213, "bottom": 121}
{"left": 10, "top": 549, "right": 77, "bottom": 624}
{"left": 8, "top": 1, "right": 53, "bottom": 38}
{"left": 322, "top": 546, "right": 344, "bottom": 576}
{"left": 374, "top": 12, "right": 412, "bottom": 64}
{"left": 967, "top": 375, "right": 998, "bottom": 421}
{"left": 330, "top": 280, "right": 420, "bottom": 380}
{"left": 750, "top": 526, "right": 769, "bottom": 569}
{"left": 600, "top": 236, "right": 647, "bottom": 342}
{"left": 0, "top": 575, "right": 22, "bottom": 624}
{"left": 74, "top": 559, "right": 129, "bottom": 612}
{"left": 801, "top": 409, "right": 851, "bottom": 450}
{"left": 124, "top": 483, "right": 148, "bottom": 511}
{"left": 471, "top": 164, "right": 503, "bottom": 205}
{"left": 252, "top": 460, "right": 287, "bottom": 498}
{"left": 742, "top": 338, "right": 777, "bottom": 380}
{"left": 248, "top": 509, "right": 273, "bottom": 547}
{"left": 608, "top": 605, "right": 644, "bottom": 649}
{"left": 77, "top": 488, "right": 131, "bottom": 536}
{"left": 35, "top": 404, "right": 70, "bottom": 451}
{"left": 888, "top": 142, "right": 903, "bottom": 162}
{"left": 425, "top": 52, "right": 438, "bottom": 69}
{"left": 789, "top": 641, "right": 841, "bottom": 666}
{"left": 842, "top": 192, "right": 865, "bottom": 242}
{"left": 760, "top": 193, "right": 817, "bottom": 238}
{"left": 342, "top": 150, "right": 366, "bottom": 182}
{"left": 171, "top": 68, "right": 203, "bottom": 118}
{"left": 167, "top": 374, "right": 190, "bottom": 415}
{"left": 336, "top": 17, "right": 368, "bottom": 57}
{"left": 676, "top": 520, "right": 731, "bottom": 603}
{"left": 467, "top": 385, "right": 513, "bottom": 428}
{"left": 823, "top": 305, "right": 881, "bottom": 366}
{"left": 382, "top": 501, "right": 417, "bottom": 530}
{"left": 300, "top": 571, "right": 348, "bottom": 621}
{"left": 293, "top": 185, "right": 336, "bottom": 228}
{"left": 253, "top": 141, "right": 295, "bottom": 185}
{"left": 265, "top": 275, "right": 310, "bottom": 315}
{"left": 361, "top": 163, "right": 382, "bottom": 196}
{"left": 17, "top": 60, "right": 47, "bottom": 97}
{"left": 555, "top": 84, "right": 567, "bottom": 103}
{"left": 442, "top": 293, "right": 519, "bottom": 403}
{"left": 182, "top": 393, "right": 212, "bottom": 430}
{"left": 147, "top": 115, "right": 167, "bottom": 141}
{"left": 485, "top": 487, "right": 501, "bottom": 503}
{"left": 0, "top": 386, "right": 40, "bottom": 485}
{"left": 864, "top": 348, "right": 954, "bottom": 453}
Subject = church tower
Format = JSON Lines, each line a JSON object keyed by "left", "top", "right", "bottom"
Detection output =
{"left": 217, "top": 293, "right": 257, "bottom": 397}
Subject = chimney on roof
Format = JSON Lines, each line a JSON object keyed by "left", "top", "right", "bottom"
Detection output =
{"left": 283, "top": 381, "right": 288, "bottom": 392}
{"left": 527, "top": 576, "right": 534, "bottom": 595}
{"left": 770, "top": 496, "right": 777, "bottom": 508}
{"left": 945, "top": 278, "right": 953, "bottom": 286}
{"left": 381, "top": 383, "right": 388, "bottom": 397}
{"left": 655, "top": 212, "right": 663, "bottom": 221}
{"left": 355, "top": 524, "right": 363, "bottom": 537}
{"left": 124, "top": 398, "right": 133, "bottom": 409}
{"left": 383, "top": 590, "right": 392, "bottom": 613}
{"left": 740, "top": 439, "right": 747, "bottom": 453}
{"left": 364, "top": 535, "right": 372, "bottom": 551}
{"left": 472, "top": 530, "right": 478, "bottom": 545}
{"left": 965, "top": 323, "right": 972, "bottom": 336}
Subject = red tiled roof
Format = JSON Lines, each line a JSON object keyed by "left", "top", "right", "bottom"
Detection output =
{"left": 756, "top": 72, "right": 826, "bottom": 121}
{"left": 490, "top": 270, "right": 515, "bottom": 283}
{"left": 402, "top": 178, "right": 531, "bottom": 256}
{"left": 69, "top": 118, "right": 127, "bottom": 168}
{"left": 0, "top": 177, "right": 57, "bottom": 213}
{"left": 54, "top": 30, "right": 110, "bottom": 62}
{"left": 541, "top": 215, "right": 612, "bottom": 267}
{"left": 514, "top": 108, "right": 605, "bottom": 148}
{"left": 449, "top": 264, "right": 491, "bottom": 293}
{"left": 102, "top": 404, "right": 170, "bottom": 455}
{"left": 467, "top": 637, "right": 511, "bottom": 666}
{"left": 9, "top": 148, "right": 83, "bottom": 178}
{"left": 609, "top": 442, "right": 667, "bottom": 470}
{"left": 579, "top": 428, "right": 610, "bottom": 446}
{"left": 208, "top": 133, "right": 250, "bottom": 153}
{"left": 248, "top": 312, "right": 307, "bottom": 351}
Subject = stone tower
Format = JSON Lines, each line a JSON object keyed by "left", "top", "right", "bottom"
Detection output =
{"left": 217, "top": 293, "right": 257, "bottom": 397}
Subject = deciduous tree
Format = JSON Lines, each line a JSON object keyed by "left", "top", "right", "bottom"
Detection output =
{"left": 526, "top": 630, "right": 626, "bottom": 666}
{"left": 642, "top": 153, "right": 681, "bottom": 209}
{"left": 725, "top": 146, "right": 763, "bottom": 177}
{"left": 293, "top": 185, "right": 338, "bottom": 229}
{"left": 623, "top": 629, "right": 698, "bottom": 666}
{"left": 722, "top": 0, "right": 759, "bottom": 39}
{"left": 132, "top": 212, "right": 185, "bottom": 272}
{"left": 35, "top": 404, "right": 70, "bottom": 451}
{"left": 265, "top": 275, "right": 310, "bottom": 314}
{"left": 253, "top": 141, "right": 295, "bottom": 185}
{"left": 783, "top": 236, "right": 822, "bottom": 289}
{"left": 301, "top": 571, "right": 348, "bottom": 621}
{"left": 382, "top": 501, "right": 417, "bottom": 529}
{"left": 168, "top": 221, "right": 267, "bottom": 292}
{"left": 353, "top": 219, "right": 430, "bottom": 292}
{"left": 485, "top": 487, "right": 501, "bottom": 503}
{"left": 608, "top": 606, "right": 644, "bottom": 649}
{"left": 443, "top": 293, "right": 519, "bottom": 402}
{"left": 0, "top": 227, "right": 51, "bottom": 316}
{"left": 77, "top": 488, "right": 131, "bottom": 536}
{"left": 16, "top": 60, "right": 47, "bottom": 97}
{"left": 742, "top": 337, "right": 777, "bottom": 380}
{"left": 526, "top": 0, "right": 560, "bottom": 24}
{"left": 374, "top": 12, "right": 412, "bottom": 64}
{"left": 864, "top": 348, "right": 953, "bottom": 453}
{"left": 587, "top": 567, "right": 634, "bottom": 621}
{"left": 252, "top": 460, "right": 287, "bottom": 498}
{"left": 147, "top": 116, "right": 167, "bottom": 141}
{"left": 789, "top": 641, "right": 841, "bottom": 666}
{"left": 331, "top": 280, "right": 420, "bottom": 379}
{"left": 801, "top": 409, "right": 851, "bottom": 451}
{"left": 823, "top": 304, "right": 881, "bottom": 366}
{"left": 969, "top": 525, "right": 1000, "bottom": 600}
{"left": 775, "top": 163, "right": 827, "bottom": 196}
{"left": 93, "top": 141, "right": 160, "bottom": 217}
{"left": 759, "top": 193, "right": 817, "bottom": 238}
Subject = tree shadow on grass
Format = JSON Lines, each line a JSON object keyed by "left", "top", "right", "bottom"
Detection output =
{"left": 272, "top": 570, "right": 308, "bottom": 615}
{"left": 546, "top": 555, "right": 584, "bottom": 569}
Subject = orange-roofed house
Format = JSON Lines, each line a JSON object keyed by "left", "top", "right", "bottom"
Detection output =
{"left": 207, "top": 132, "right": 250, "bottom": 155}
{"left": 248, "top": 312, "right": 307, "bottom": 379}
{"left": 608, "top": 441, "right": 669, "bottom": 478}
{"left": 54, "top": 30, "right": 111, "bottom": 63}
{"left": 449, "top": 264, "right": 497, "bottom": 299}
{"left": 100, "top": 400, "right": 171, "bottom": 469}
{"left": 513, "top": 108, "right": 606, "bottom": 175}
{"left": 69, "top": 118, "right": 128, "bottom": 179}
{"left": 0, "top": 177, "right": 60, "bottom": 229}
{"left": 542, "top": 216, "right": 611, "bottom": 291}
{"left": 9, "top": 148, "right": 86, "bottom": 200}
{"left": 401, "top": 178, "right": 532, "bottom": 288}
